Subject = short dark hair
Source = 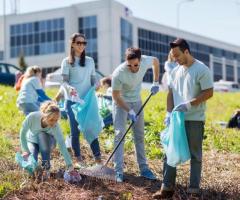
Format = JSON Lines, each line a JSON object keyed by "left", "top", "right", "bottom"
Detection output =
{"left": 125, "top": 47, "right": 141, "bottom": 60}
{"left": 100, "top": 76, "right": 112, "bottom": 87}
{"left": 170, "top": 38, "right": 191, "bottom": 54}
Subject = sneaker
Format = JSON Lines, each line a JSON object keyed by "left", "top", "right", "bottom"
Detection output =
{"left": 152, "top": 189, "right": 174, "bottom": 199}
{"left": 74, "top": 161, "right": 87, "bottom": 169}
{"left": 152, "top": 184, "right": 174, "bottom": 199}
{"left": 115, "top": 172, "right": 123, "bottom": 183}
{"left": 36, "top": 168, "right": 50, "bottom": 182}
{"left": 140, "top": 168, "right": 156, "bottom": 180}
{"left": 42, "top": 170, "right": 50, "bottom": 181}
{"left": 74, "top": 156, "right": 86, "bottom": 169}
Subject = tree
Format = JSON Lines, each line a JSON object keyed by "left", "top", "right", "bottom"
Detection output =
{"left": 18, "top": 51, "right": 28, "bottom": 72}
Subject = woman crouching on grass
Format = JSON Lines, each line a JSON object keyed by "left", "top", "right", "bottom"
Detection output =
{"left": 19, "top": 101, "right": 74, "bottom": 178}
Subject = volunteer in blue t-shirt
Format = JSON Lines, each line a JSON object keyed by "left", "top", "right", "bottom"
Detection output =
{"left": 19, "top": 101, "right": 74, "bottom": 180}
{"left": 17, "top": 66, "right": 51, "bottom": 116}
{"left": 112, "top": 47, "right": 160, "bottom": 182}
{"left": 60, "top": 33, "right": 101, "bottom": 166}
{"left": 153, "top": 38, "right": 213, "bottom": 199}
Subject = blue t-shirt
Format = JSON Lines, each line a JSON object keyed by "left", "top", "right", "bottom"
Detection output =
{"left": 17, "top": 76, "right": 42, "bottom": 105}
{"left": 61, "top": 56, "right": 96, "bottom": 98}
{"left": 112, "top": 55, "right": 154, "bottom": 102}
{"left": 169, "top": 59, "right": 213, "bottom": 121}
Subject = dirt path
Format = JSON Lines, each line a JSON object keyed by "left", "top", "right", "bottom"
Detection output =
{"left": 3, "top": 150, "right": 240, "bottom": 200}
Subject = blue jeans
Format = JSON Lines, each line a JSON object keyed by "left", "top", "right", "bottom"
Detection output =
{"left": 66, "top": 100, "right": 101, "bottom": 159}
{"left": 18, "top": 102, "right": 40, "bottom": 116}
{"left": 27, "top": 132, "right": 56, "bottom": 170}
{"left": 163, "top": 121, "right": 204, "bottom": 189}
{"left": 112, "top": 101, "right": 148, "bottom": 174}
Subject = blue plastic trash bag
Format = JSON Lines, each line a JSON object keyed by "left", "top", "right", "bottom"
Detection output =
{"left": 161, "top": 111, "right": 190, "bottom": 167}
{"left": 71, "top": 87, "right": 103, "bottom": 144}
{"left": 15, "top": 152, "right": 38, "bottom": 175}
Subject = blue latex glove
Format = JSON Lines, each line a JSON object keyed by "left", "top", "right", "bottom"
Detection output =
{"left": 174, "top": 101, "right": 191, "bottom": 112}
{"left": 164, "top": 112, "right": 171, "bottom": 127}
{"left": 128, "top": 109, "right": 138, "bottom": 122}
{"left": 150, "top": 81, "right": 160, "bottom": 95}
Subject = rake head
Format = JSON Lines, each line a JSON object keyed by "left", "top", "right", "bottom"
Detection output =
{"left": 78, "top": 164, "right": 116, "bottom": 182}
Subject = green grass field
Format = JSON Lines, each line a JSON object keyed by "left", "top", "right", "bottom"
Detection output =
{"left": 0, "top": 85, "right": 240, "bottom": 198}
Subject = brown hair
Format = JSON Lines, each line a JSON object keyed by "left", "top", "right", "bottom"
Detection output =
{"left": 100, "top": 76, "right": 112, "bottom": 87}
{"left": 125, "top": 47, "right": 141, "bottom": 61}
{"left": 40, "top": 101, "right": 60, "bottom": 117}
{"left": 68, "top": 33, "right": 86, "bottom": 67}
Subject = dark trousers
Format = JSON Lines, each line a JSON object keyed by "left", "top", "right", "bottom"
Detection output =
{"left": 163, "top": 121, "right": 204, "bottom": 189}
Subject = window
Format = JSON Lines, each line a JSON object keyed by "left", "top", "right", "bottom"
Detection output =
{"left": 237, "top": 67, "right": 240, "bottom": 83}
{"left": 121, "top": 18, "right": 133, "bottom": 62}
{"left": 0, "top": 51, "right": 3, "bottom": 60}
{"left": 225, "top": 51, "right": 235, "bottom": 60}
{"left": 211, "top": 47, "right": 222, "bottom": 57}
{"left": 226, "top": 65, "right": 234, "bottom": 81}
{"left": 79, "top": 15, "right": 98, "bottom": 68}
{"left": 138, "top": 28, "right": 171, "bottom": 82}
{"left": 10, "top": 18, "right": 65, "bottom": 58}
{"left": 213, "top": 62, "right": 223, "bottom": 81}
{"left": 8, "top": 65, "right": 19, "bottom": 74}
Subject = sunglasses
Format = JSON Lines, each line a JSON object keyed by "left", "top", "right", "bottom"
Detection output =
{"left": 127, "top": 64, "right": 140, "bottom": 68}
{"left": 74, "top": 41, "right": 87, "bottom": 46}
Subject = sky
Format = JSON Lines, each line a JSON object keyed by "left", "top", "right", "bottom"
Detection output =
{"left": 1, "top": 0, "right": 240, "bottom": 46}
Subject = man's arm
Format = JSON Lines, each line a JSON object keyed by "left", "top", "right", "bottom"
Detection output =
{"left": 167, "top": 88, "right": 174, "bottom": 112}
{"left": 190, "top": 88, "right": 213, "bottom": 106}
{"left": 152, "top": 57, "right": 160, "bottom": 82}
{"left": 112, "top": 90, "right": 130, "bottom": 112}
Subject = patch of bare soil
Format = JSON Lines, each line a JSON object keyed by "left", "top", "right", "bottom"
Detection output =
{"left": 3, "top": 148, "right": 240, "bottom": 200}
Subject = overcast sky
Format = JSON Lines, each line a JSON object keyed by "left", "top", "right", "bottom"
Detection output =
{"left": 1, "top": 0, "right": 240, "bottom": 46}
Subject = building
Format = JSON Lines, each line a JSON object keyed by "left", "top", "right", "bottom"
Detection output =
{"left": 1, "top": 0, "right": 240, "bottom": 82}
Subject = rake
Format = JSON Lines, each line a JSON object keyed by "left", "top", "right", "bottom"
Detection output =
{"left": 78, "top": 92, "right": 153, "bottom": 181}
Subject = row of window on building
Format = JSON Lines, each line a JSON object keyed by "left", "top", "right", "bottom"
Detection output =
{"left": 5, "top": 15, "right": 240, "bottom": 84}
{"left": 138, "top": 28, "right": 240, "bottom": 60}
{"left": 10, "top": 18, "right": 64, "bottom": 36}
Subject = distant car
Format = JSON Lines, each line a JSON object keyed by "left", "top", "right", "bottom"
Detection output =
{"left": 45, "top": 68, "right": 105, "bottom": 88}
{"left": 0, "top": 63, "right": 23, "bottom": 86}
{"left": 214, "top": 80, "right": 240, "bottom": 92}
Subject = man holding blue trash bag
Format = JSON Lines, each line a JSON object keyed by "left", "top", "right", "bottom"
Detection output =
{"left": 153, "top": 38, "right": 213, "bottom": 199}
{"left": 112, "top": 47, "right": 160, "bottom": 182}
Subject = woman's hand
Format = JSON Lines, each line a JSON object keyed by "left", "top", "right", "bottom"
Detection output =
{"left": 22, "top": 152, "right": 30, "bottom": 161}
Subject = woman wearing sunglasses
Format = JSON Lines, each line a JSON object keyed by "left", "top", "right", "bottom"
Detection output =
{"left": 60, "top": 33, "right": 101, "bottom": 167}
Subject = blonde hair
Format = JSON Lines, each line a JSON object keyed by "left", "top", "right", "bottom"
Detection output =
{"left": 24, "top": 65, "right": 42, "bottom": 79}
{"left": 40, "top": 101, "right": 60, "bottom": 117}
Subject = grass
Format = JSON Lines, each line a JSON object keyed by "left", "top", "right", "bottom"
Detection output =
{"left": 0, "top": 85, "right": 240, "bottom": 198}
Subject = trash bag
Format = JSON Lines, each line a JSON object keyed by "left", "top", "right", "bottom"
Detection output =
{"left": 160, "top": 111, "right": 190, "bottom": 167}
{"left": 65, "top": 135, "right": 72, "bottom": 148}
{"left": 71, "top": 87, "right": 103, "bottom": 144}
{"left": 63, "top": 170, "right": 82, "bottom": 183}
{"left": 15, "top": 152, "right": 38, "bottom": 175}
{"left": 227, "top": 112, "right": 240, "bottom": 129}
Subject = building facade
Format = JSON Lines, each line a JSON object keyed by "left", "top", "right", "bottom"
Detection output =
{"left": 1, "top": 0, "right": 240, "bottom": 82}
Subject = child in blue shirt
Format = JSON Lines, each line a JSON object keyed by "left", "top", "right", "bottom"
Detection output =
{"left": 19, "top": 101, "right": 73, "bottom": 178}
